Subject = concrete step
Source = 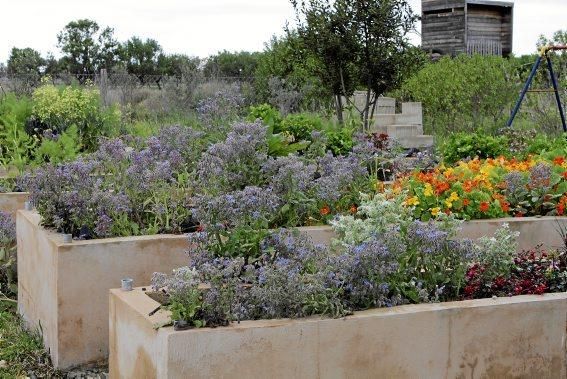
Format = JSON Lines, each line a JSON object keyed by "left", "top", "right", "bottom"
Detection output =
{"left": 396, "top": 135, "right": 434, "bottom": 149}
{"left": 386, "top": 124, "right": 423, "bottom": 138}
{"left": 372, "top": 114, "right": 422, "bottom": 127}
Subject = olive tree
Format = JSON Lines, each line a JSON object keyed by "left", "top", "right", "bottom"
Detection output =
{"left": 290, "top": 0, "right": 419, "bottom": 127}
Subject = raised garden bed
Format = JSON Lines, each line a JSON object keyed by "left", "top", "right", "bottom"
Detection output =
{"left": 0, "top": 192, "right": 29, "bottom": 218}
{"left": 109, "top": 287, "right": 567, "bottom": 378}
{"left": 273, "top": 216, "right": 567, "bottom": 252}
{"left": 16, "top": 210, "right": 335, "bottom": 369}
{"left": 17, "top": 210, "right": 189, "bottom": 369}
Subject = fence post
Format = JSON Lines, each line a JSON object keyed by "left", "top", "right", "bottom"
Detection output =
{"left": 99, "top": 68, "right": 109, "bottom": 106}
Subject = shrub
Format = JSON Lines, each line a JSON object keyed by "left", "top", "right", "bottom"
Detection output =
{"left": 0, "top": 94, "right": 36, "bottom": 171}
{"left": 399, "top": 54, "right": 518, "bottom": 134}
{"left": 441, "top": 132, "right": 508, "bottom": 164}
{"left": 279, "top": 113, "right": 321, "bottom": 141}
{"left": 246, "top": 103, "right": 282, "bottom": 132}
{"left": 30, "top": 81, "right": 121, "bottom": 151}
{"left": 0, "top": 212, "right": 16, "bottom": 297}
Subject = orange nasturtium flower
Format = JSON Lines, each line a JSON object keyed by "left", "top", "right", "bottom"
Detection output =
{"left": 553, "top": 156, "right": 565, "bottom": 166}
{"left": 349, "top": 205, "right": 358, "bottom": 214}
{"left": 319, "top": 205, "right": 331, "bottom": 216}
{"left": 479, "top": 201, "right": 490, "bottom": 213}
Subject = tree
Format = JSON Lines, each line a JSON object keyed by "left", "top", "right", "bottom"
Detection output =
{"left": 6, "top": 47, "right": 46, "bottom": 93}
{"left": 57, "top": 19, "right": 120, "bottom": 76}
{"left": 157, "top": 53, "right": 200, "bottom": 77}
{"left": 121, "top": 37, "right": 162, "bottom": 83}
{"left": 290, "top": 0, "right": 418, "bottom": 127}
{"left": 43, "top": 53, "right": 63, "bottom": 77}
{"left": 7, "top": 47, "right": 45, "bottom": 78}
{"left": 254, "top": 32, "right": 331, "bottom": 111}
{"left": 203, "top": 50, "right": 262, "bottom": 79}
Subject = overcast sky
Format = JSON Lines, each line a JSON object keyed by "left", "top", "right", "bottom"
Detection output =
{"left": 0, "top": 0, "right": 565, "bottom": 64}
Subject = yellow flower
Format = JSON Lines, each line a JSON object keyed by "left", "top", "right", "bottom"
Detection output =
{"left": 448, "top": 191, "right": 459, "bottom": 202}
{"left": 423, "top": 183, "right": 434, "bottom": 197}
{"left": 405, "top": 196, "right": 420, "bottom": 206}
{"left": 444, "top": 199, "right": 453, "bottom": 209}
{"left": 431, "top": 207, "right": 441, "bottom": 216}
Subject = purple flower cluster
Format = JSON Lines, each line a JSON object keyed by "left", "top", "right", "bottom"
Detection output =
{"left": 529, "top": 162, "right": 552, "bottom": 190}
{"left": 262, "top": 155, "right": 317, "bottom": 196}
{"left": 314, "top": 152, "right": 368, "bottom": 203}
{"left": 504, "top": 171, "right": 528, "bottom": 201}
{"left": 192, "top": 186, "right": 281, "bottom": 229}
{"left": 407, "top": 220, "right": 449, "bottom": 254}
{"left": 326, "top": 237, "right": 401, "bottom": 309}
{"left": 26, "top": 125, "right": 202, "bottom": 238}
{"left": 196, "top": 121, "right": 268, "bottom": 193}
{"left": 25, "top": 158, "right": 131, "bottom": 238}
{"left": 196, "top": 84, "right": 245, "bottom": 131}
{"left": 0, "top": 211, "right": 15, "bottom": 244}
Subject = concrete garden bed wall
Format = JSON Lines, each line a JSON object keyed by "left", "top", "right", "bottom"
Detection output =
{"left": 297, "top": 216, "right": 567, "bottom": 252}
{"left": 109, "top": 288, "right": 567, "bottom": 378}
{"left": 0, "top": 192, "right": 29, "bottom": 218}
{"left": 16, "top": 210, "right": 190, "bottom": 369}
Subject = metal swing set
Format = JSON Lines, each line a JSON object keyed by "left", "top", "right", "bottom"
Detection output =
{"left": 507, "top": 45, "right": 567, "bottom": 132}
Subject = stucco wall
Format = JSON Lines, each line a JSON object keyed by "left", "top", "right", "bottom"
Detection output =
{"left": 110, "top": 288, "right": 567, "bottom": 379}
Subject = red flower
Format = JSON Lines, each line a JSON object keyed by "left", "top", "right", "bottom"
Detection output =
{"left": 320, "top": 205, "right": 331, "bottom": 216}
{"left": 515, "top": 211, "right": 524, "bottom": 218}
{"left": 553, "top": 156, "right": 565, "bottom": 165}
{"left": 434, "top": 181, "right": 450, "bottom": 195}
{"left": 349, "top": 205, "right": 358, "bottom": 214}
{"left": 479, "top": 201, "right": 490, "bottom": 213}
{"left": 463, "top": 198, "right": 470, "bottom": 207}
{"left": 500, "top": 200, "right": 510, "bottom": 213}
{"left": 534, "top": 284, "right": 547, "bottom": 295}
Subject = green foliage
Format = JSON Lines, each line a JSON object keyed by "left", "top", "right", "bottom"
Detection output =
{"left": 280, "top": 113, "right": 322, "bottom": 141}
{"left": 0, "top": 308, "right": 60, "bottom": 377}
{"left": 291, "top": 0, "right": 419, "bottom": 124}
{"left": 7, "top": 47, "right": 45, "bottom": 78}
{"left": 33, "top": 125, "right": 81, "bottom": 165}
{"left": 30, "top": 81, "right": 121, "bottom": 151}
{"left": 324, "top": 126, "right": 354, "bottom": 156}
{"left": 254, "top": 32, "right": 332, "bottom": 111}
{"left": 57, "top": 19, "right": 120, "bottom": 75}
{"left": 121, "top": 37, "right": 162, "bottom": 80}
{"left": 6, "top": 47, "right": 45, "bottom": 94}
{"left": 247, "top": 103, "right": 283, "bottom": 131}
{"left": 0, "top": 94, "right": 36, "bottom": 171}
{"left": 204, "top": 50, "right": 262, "bottom": 79}
{"left": 157, "top": 53, "right": 200, "bottom": 77}
{"left": 400, "top": 54, "right": 519, "bottom": 134}
{"left": 441, "top": 132, "right": 508, "bottom": 164}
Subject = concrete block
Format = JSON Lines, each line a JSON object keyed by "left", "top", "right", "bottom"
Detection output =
{"left": 376, "top": 97, "right": 396, "bottom": 114}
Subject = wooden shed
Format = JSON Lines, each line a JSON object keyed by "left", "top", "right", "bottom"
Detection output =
{"left": 421, "top": 0, "right": 514, "bottom": 57}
